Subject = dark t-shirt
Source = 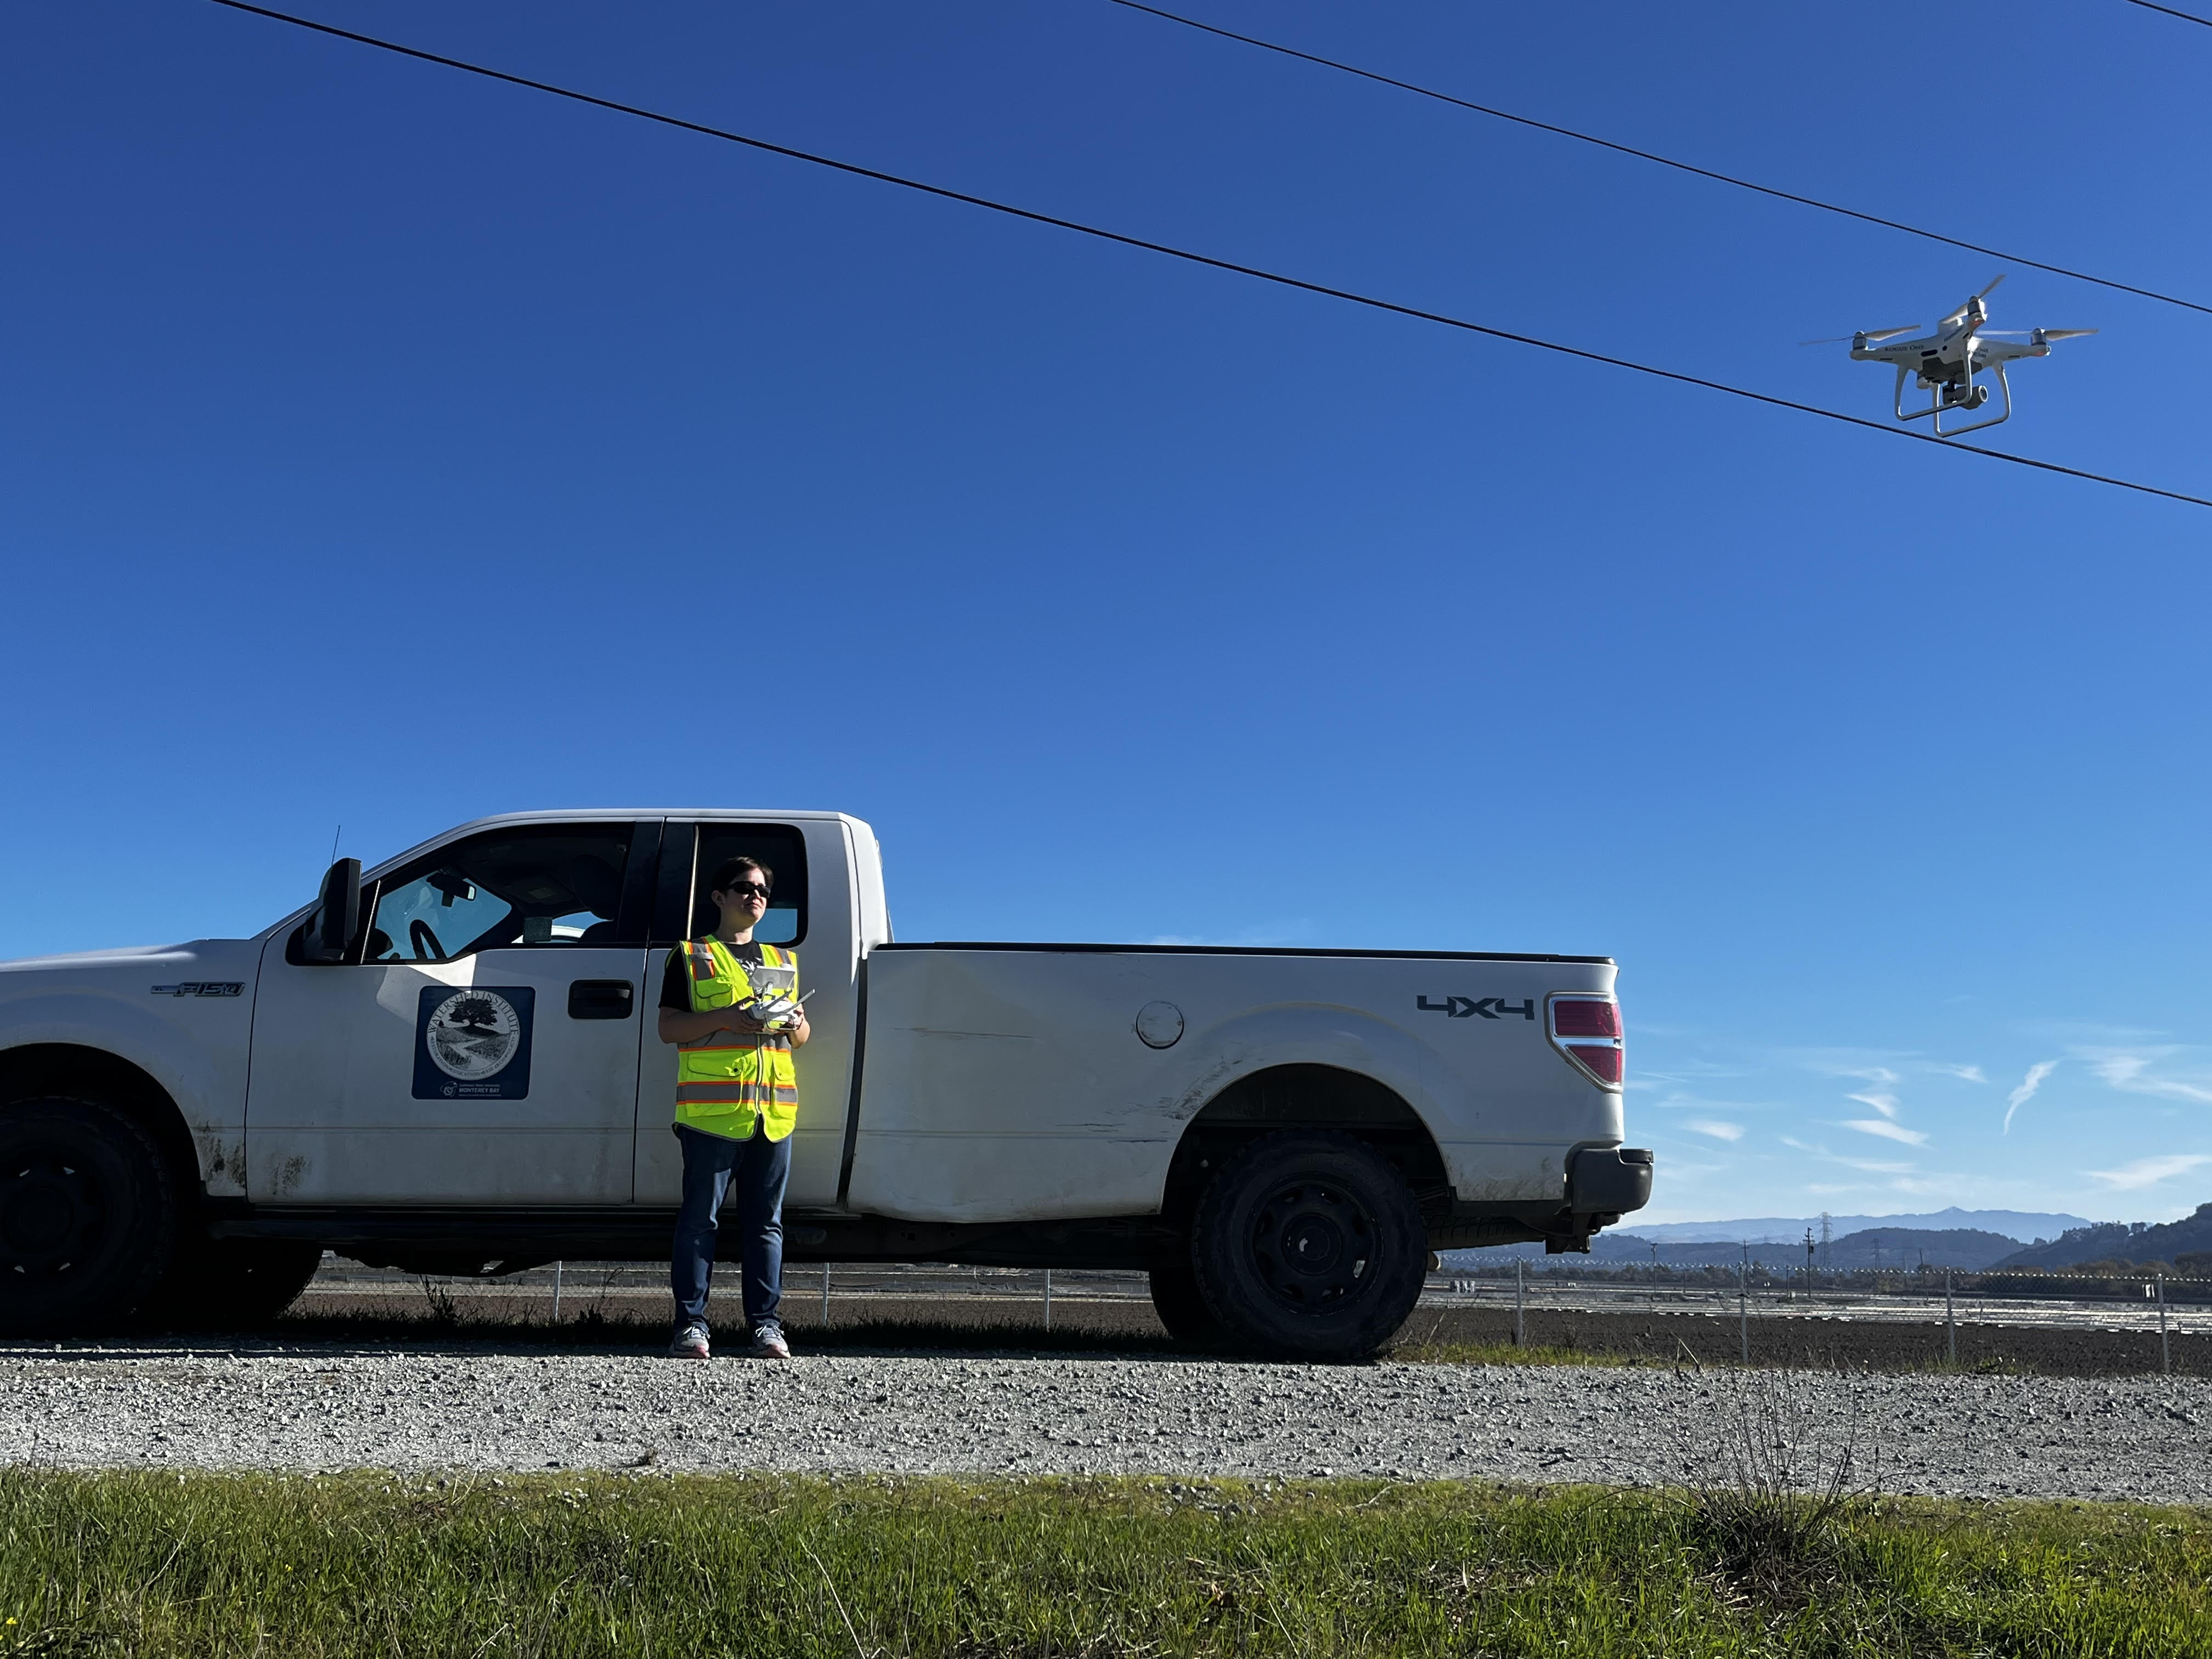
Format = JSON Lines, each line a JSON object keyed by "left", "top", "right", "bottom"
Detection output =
{"left": 659, "top": 939, "right": 770, "bottom": 1012}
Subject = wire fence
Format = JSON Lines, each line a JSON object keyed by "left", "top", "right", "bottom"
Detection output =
{"left": 300, "top": 1260, "right": 1143, "bottom": 1334}
{"left": 296, "top": 1257, "right": 2212, "bottom": 1371}
{"left": 1427, "top": 1257, "right": 2207, "bottom": 1370}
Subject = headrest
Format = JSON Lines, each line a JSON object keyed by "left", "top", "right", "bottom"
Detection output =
{"left": 568, "top": 855, "right": 622, "bottom": 921}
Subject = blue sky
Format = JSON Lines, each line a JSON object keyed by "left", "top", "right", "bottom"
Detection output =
{"left": 3, "top": 0, "right": 2208, "bottom": 1226}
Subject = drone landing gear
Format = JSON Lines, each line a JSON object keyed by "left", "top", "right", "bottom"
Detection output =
{"left": 1892, "top": 362, "right": 2012, "bottom": 437}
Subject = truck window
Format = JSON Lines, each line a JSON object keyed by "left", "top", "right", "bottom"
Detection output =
{"left": 689, "top": 823, "right": 807, "bottom": 946}
{"left": 365, "top": 825, "right": 633, "bottom": 963}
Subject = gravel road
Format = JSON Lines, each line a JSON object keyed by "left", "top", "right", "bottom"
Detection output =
{"left": 4, "top": 1340, "right": 2207, "bottom": 1503}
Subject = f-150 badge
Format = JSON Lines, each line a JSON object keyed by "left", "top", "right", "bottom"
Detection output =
{"left": 151, "top": 981, "right": 242, "bottom": 997}
{"left": 1418, "top": 996, "right": 1536, "bottom": 1019}
{"left": 413, "top": 986, "right": 535, "bottom": 1099}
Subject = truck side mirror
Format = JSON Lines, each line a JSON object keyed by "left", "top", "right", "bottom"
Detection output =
{"left": 301, "top": 858, "right": 363, "bottom": 964}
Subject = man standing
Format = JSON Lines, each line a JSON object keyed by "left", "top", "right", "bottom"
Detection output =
{"left": 658, "top": 855, "right": 809, "bottom": 1359}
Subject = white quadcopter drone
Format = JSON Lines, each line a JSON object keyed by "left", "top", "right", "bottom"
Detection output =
{"left": 1810, "top": 275, "right": 2095, "bottom": 436}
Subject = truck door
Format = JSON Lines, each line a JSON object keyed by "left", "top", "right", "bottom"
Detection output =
{"left": 245, "top": 820, "right": 658, "bottom": 1205}
{"left": 633, "top": 817, "right": 858, "bottom": 1211}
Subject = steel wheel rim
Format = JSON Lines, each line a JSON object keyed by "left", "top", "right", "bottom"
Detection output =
{"left": 0, "top": 1143, "right": 110, "bottom": 1281}
{"left": 1248, "top": 1178, "right": 1374, "bottom": 1312}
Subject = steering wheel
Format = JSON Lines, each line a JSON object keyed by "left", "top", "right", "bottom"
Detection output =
{"left": 409, "top": 919, "right": 449, "bottom": 962}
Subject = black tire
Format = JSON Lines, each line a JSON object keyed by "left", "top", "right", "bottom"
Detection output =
{"left": 1148, "top": 1250, "right": 1227, "bottom": 1349}
{"left": 1189, "top": 1131, "right": 1427, "bottom": 1362}
{"left": 151, "top": 1238, "right": 324, "bottom": 1330}
{"left": 0, "top": 1097, "right": 181, "bottom": 1335}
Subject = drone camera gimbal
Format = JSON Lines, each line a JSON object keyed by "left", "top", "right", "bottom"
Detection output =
{"left": 1894, "top": 359, "right": 2012, "bottom": 438}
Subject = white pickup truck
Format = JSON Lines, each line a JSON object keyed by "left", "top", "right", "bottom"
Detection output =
{"left": 0, "top": 810, "right": 1650, "bottom": 1358}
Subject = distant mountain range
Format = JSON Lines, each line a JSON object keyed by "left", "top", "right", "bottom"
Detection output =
{"left": 1990, "top": 1204, "right": 2212, "bottom": 1271}
{"left": 1621, "top": 1207, "right": 2091, "bottom": 1245}
{"left": 1435, "top": 1206, "right": 2212, "bottom": 1273}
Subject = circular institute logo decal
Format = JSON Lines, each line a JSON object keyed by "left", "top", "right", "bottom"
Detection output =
{"left": 424, "top": 989, "right": 522, "bottom": 1082}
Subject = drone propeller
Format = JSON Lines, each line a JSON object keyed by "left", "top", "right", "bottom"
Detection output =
{"left": 2036, "top": 328, "right": 2097, "bottom": 340}
{"left": 1798, "top": 326, "right": 1915, "bottom": 345}
{"left": 1980, "top": 328, "right": 2098, "bottom": 340}
{"left": 1939, "top": 275, "right": 2006, "bottom": 329}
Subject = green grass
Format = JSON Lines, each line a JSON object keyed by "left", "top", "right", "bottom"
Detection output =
{"left": 2, "top": 1470, "right": 2208, "bottom": 1656}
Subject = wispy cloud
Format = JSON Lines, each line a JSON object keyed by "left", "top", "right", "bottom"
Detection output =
{"left": 1647, "top": 1090, "right": 1778, "bottom": 1116}
{"left": 2076, "top": 1048, "right": 2212, "bottom": 1107}
{"left": 1684, "top": 1119, "right": 1743, "bottom": 1142}
{"left": 2085, "top": 1153, "right": 2212, "bottom": 1191}
{"left": 2003, "top": 1060, "right": 2061, "bottom": 1133}
{"left": 1781, "top": 1135, "right": 1916, "bottom": 1174}
{"left": 1144, "top": 921, "right": 1311, "bottom": 947}
{"left": 2025, "top": 1020, "right": 2167, "bottom": 1045}
{"left": 1833, "top": 1065, "right": 1901, "bottom": 1085}
{"left": 1839, "top": 1118, "right": 1929, "bottom": 1146}
{"left": 1887, "top": 1175, "right": 1956, "bottom": 1198}
{"left": 1635, "top": 1059, "right": 1752, "bottom": 1082}
{"left": 1847, "top": 1091, "right": 1901, "bottom": 1121}
{"left": 1784, "top": 1049, "right": 1913, "bottom": 1083}
{"left": 1787, "top": 1050, "right": 1997, "bottom": 1088}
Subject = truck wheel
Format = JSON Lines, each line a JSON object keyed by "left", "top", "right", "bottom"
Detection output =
{"left": 1190, "top": 1131, "right": 1426, "bottom": 1362}
{"left": 0, "top": 1097, "right": 180, "bottom": 1335}
{"left": 1148, "top": 1251, "right": 1227, "bottom": 1348}
{"left": 151, "top": 1238, "right": 324, "bottom": 1330}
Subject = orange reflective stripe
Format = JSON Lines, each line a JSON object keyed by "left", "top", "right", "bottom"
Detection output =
{"left": 679, "top": 1034, "right": 778, "bottom": 1052}
{"left": 686, "top": 942, "right": 719, "bottom": 981}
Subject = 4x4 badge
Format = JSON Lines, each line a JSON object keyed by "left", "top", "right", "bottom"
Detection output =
{"left": 151, "top": 982, "right": 242, "bottom": 997}
{"left": 1417, "top": 996, "right": 1534, "bottom": 1020}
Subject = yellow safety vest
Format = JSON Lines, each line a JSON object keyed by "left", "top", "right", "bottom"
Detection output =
{"left": 673, "top": 938, "right": 799, "bottom": 1142}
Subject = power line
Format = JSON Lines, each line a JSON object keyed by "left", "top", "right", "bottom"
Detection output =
{"left": 2120, "top": 0, "right": 2212, "bottom": 26}
{"left": 196, "top": 0, "right": 2212, "bottom": 513}
{"left": 1107, "top": 0, "right": 2212, "bottom": 320}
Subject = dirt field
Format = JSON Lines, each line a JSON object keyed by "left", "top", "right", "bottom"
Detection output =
{"left": 284, "top": 1284, "right": 2212, "bottom": 1376}
{"left": 1390, "top": 1304, "right": 2212, "bottom": 1376}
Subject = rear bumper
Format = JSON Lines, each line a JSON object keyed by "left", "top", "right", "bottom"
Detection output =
{"left": 1569, "top": 1146, "right": 1654, "bottom": 1216}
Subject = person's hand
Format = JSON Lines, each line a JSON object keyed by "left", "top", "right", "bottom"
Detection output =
{"left": 721, "top": 1005, "right": 771, "bottom": 1035}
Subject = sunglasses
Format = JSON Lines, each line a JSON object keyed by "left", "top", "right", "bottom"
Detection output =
{"left": 715, "top": 883, "right": 772, "bottom": 901}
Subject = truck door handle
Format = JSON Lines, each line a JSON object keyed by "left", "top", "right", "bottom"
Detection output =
{"left": 567, "top": 979, "right": 635, "bottom": 1020}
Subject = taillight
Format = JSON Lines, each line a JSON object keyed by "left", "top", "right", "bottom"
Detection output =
{"left": 1553, "top": 1000, "right": 1621, "bottom": 1039}
{"left": 1571, "top": 1045, "right": 1623, "bottom": 1085}
{"left": 1549, "top": 995, "right": 1624, "bottom": 1091}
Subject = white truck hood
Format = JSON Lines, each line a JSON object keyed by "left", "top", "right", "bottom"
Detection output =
{"left": 0, "top": 941, "right": 251, "bottom": 974}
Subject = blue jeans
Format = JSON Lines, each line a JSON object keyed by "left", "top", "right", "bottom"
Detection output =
{"left": 671, "top": 1124, "right": 791, "bottom": 1328}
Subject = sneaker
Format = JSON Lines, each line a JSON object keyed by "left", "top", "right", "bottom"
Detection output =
{"left": 667, "top": 1321, "right": 710, "bottom": 1359}
{"left": 750, "top": 1322, "right": 792, "bottom": 1359}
